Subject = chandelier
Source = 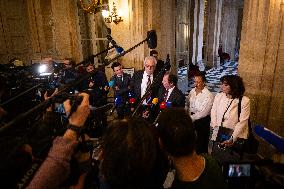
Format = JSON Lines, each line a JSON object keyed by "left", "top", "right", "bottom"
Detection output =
{"left": 102, "top": 2, "right": 123, "bottom": 24}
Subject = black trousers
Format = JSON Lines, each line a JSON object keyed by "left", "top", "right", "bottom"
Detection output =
{"left": 193, "top": 115, "right": 210, "bottom": 154}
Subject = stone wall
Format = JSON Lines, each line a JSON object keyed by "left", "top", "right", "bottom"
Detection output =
{"left": 238, "top": 0, "right": 284, "bottom": 158}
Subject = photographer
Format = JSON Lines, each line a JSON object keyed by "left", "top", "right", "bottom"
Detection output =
{"left": 60, "top": 58, "right": 78, "bottom": 85}
{"left": 27, "top": 93, "right": 90, "bottom": 189}
{"left": 80, "top": 63, "right": 109, "bottom": 137}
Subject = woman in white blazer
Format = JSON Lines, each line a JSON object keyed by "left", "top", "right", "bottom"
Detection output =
{"left": 211, "top": 75, "right": 250, "bottom": 148}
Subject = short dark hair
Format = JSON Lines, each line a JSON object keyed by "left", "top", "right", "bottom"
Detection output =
{"left": 157, "top": 108, "right": 196, "bottom": 157}
{"left": 111, "top": 62, "right": 121, "bottom": 71}
{"left": 194, "top": 71, "right": 206, "bottom": 83}
{"left": 168, "top": 74, "right": 178, "bottom": 86}
{"left": 101, "top": 117, "right": 166, "bottom": 189}
{"left": 220, "top": 75, "right": 245, "bottom": 98}
{"left": 150, "top": 50, "right": 158, "bottom": 56}
{"left": 64, "top": 58, "right": 76, "bottom": 67}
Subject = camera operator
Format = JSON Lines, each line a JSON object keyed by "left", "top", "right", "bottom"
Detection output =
{"left": 60, "top": 58, "right": 78, "bottom": 85}
{"left": 80, "top": 63, "right": 109, "bottom": 137}
{"left": 27, "top": 93, "right": 90, "bottom": 189}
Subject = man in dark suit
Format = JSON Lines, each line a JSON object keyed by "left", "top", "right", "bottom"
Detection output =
{"left": 158, "top": 74, "right": 185, "bottom": 108}
{"left": 132, "top": 56, "right": 163, "bottom": 118}
{"left": 132, "top": 56, "right": 162, "bottom": 103}
{"left": 110, "top": 62, "right": 132, "bottom": 119}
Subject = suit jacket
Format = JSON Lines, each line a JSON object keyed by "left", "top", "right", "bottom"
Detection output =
{"left": 132, "top": 70, "right": 162, "bottom": 101}
{"left": 110, "top": 73, "right": 132, "bottom": 99}
{"left": 157, "top": 86, "right": 185, "bottom": 108}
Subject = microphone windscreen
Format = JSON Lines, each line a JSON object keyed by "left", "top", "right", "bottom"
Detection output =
{"left": 160, "top": 101, "right": 166, "bottom": 109}
{"left": 147, "top": 30, "right": 157, "bottom": 49}
{"left": 114, "top": 96, "right": 122, "bottom": 106}
{"left": 129, "top": 97, "right": 136, "bottom": 104}
{"left": 152, "top": 98, "right": 158, "bottom": 105}
{"left": 166, "top": 101, "right": 172, "bottom": 107}
{"left": 115, "top": 46, "right": 124, "bottom": 54}
{"left": 109, "top": 80, "right": 115, "bottom": 87}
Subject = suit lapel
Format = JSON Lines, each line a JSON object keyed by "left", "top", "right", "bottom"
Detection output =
{"left": 167, "top": 88, "right": 176, "bottom": 102}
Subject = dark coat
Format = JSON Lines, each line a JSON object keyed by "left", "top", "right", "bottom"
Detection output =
{"left": 110, "top": 72, "right": 132, "bottom": 100}
{"left": 132, "top": 70, "right": 162, "bottom": 101}
{"left": 157, "top": 86, "right": 185, "bottom": 108}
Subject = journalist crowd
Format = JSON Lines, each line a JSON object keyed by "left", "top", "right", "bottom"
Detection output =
{"left": 0, "top": 53, "right": 260, "bottom": 189}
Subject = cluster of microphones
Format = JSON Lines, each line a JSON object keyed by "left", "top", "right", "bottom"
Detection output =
{"left": 113, "top": 93, "right": 172, "bottom": 116}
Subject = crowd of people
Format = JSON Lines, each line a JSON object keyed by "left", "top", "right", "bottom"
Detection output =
{"left": 0, "top": 51, "right": 253, "bottom": 189}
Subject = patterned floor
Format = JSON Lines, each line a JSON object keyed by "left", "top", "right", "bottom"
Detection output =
{"left": 177, "top": 61, "right": 238, "bottom": 94}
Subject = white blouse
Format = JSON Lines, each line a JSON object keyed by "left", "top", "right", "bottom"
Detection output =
{"left": 185, "top": 87, "right": 214, "bottom": 122}
{"left": 210, "top": 92, "right": 250, "bottom": 141}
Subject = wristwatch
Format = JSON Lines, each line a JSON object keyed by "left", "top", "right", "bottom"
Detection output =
{"left": 67, "top": 124, "right": 83, "bottom": 136}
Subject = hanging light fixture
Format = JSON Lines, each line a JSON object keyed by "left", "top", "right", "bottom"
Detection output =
{"left": 102, "top": 2, "right": 123, "bottom": 24}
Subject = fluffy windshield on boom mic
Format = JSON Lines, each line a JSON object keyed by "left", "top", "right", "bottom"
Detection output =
{"left": 147, "top": 30, "right": 157, "bottom": 49}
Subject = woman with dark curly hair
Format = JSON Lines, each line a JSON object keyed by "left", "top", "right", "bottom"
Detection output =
{"left": 210, "top": 75, "right": 250, "bottom": 149}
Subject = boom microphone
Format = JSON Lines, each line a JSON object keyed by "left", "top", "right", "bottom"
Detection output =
{"left": 254, "top": 125, "right": 284, "bottom": 153}
{"left": 106, "top": 35, "right": 124, "bottom": 54}
{"left": 147, "top": 30, "right": 157, "bottom": 49}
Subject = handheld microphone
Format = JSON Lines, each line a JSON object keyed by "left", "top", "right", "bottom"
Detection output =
{"left": 109, "top": 80, "right": 115, "bottom": 87}
{"left": 166, "top": 101, "right": 172, "bottom": 108}
{"left": 160, "top": 101, "right": 166, "bottom": 110}
{"left": 151, "top": 98, "right": 159, "bottom": 106}
{"left": 106, "top": 35, "right": 124, "bottom": 54}
{"left": 110, "top": 96, "right": 122, "bottom": 114}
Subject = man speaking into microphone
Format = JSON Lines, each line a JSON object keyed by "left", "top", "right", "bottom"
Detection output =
{"left": 157, "top": 73, "right": 185, "bottom": 108}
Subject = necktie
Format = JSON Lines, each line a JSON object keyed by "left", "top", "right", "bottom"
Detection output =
{"left": 146, "top": 75, "right": 151, "bottom": 88}
{"left": 145, "top": 75, "right": 152, "bottom": 103}
{"left": 164, "top": 89, "right": 169, "bottom": 102}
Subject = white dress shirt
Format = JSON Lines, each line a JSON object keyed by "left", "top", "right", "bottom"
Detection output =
{"left": 141, "top": 71, "right": 153, "bottom": 104}
{"left": 210, "top": 92, "right": 250, "bottom": 141}
{"left": 186, "top": 87, "right": 214, "bottom": 122}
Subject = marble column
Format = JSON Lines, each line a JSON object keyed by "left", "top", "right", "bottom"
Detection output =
{"left": 220, "top": 0, "right": 243, "bottom": 62}
{"left": 192, "top": 0, "right": 204, "bottom": 66}
{"left": 205, "top": 0, "right": 222, "bottom": 68}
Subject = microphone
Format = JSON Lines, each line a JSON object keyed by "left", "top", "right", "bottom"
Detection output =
{"left": 109, "top": 80, "right": 115, "bottom": 87}
{"left": 106, "top": 35, "right": 124, "bottom": 54}
{"left": 160, "top": 101, "right": 167, "bottom": 110}
{"left": 151, "top": 98, "right": 159, "bottom": 107}
{"left": 166, "top": 101, "right": 172, "bottom": 108}
{"left": 110, "top": 96, "right": 122, "bottom": 114}
{"left": 254, "top": 125, "right": 284, "bottom": 153}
